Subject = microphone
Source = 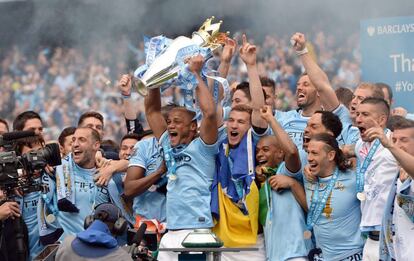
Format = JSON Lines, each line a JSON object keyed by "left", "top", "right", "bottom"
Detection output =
{"left": 129, "top": 223, "right": 147, "bottom": 254}
{"left": 2, "top": 130, "right": 36, "bottom": 141}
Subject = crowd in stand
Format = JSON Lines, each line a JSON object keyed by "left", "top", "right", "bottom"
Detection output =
{"left": 0, "top": 31, "right": 361, "bottom": 142}
{"left": 0, "top": 28, "right": 413, "bottom": 261}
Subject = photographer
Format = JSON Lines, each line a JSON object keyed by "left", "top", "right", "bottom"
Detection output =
{"left": 15, "top": 134, "right": 60, "bottom": 260}
{"left": 0, "top": 131, "right": 57, "bottom": 261}
{"left": 0, "top": 201, "right": 20, "bottom": 221}
{"left": 55, "top": 203, "right": 132, "bottom": 261}
{"left": 13, "top": 111, "right": 44, "bottom": 138}
{"left": 0, "top": 195, "right": 26, "bottom": 261}
{"left": 0, "top": 118, "right": 9, "bottom": 135}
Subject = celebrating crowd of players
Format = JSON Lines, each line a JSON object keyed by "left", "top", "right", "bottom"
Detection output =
{"left": 1, "top": 31, "right": 414, "bottom": 261}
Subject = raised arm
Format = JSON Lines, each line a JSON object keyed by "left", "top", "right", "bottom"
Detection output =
{"left": 291, "top": 33, "right": 339, "bottom": 111}
{"left": 260, "top": 105, "right": 301, "bottom": 173}
{"left": 218, "top": 37, "right": 237, "bottom": 78}
{"left": 215, "top": 37, "right": 236, "bottom": 128}
{"left": 239, "top": 34, "right": 267, "bottom": 129}
{"left": 144, "top": 88, "right": 167, "bottom": 141}
{"left": 366, "top": 126, "right": 414, "bottom": 178}
{"left": 118, "top": 74, "right": 144, "bottom": 135}
{"left": 189, "top": 55, "right": 218, "bottom": 145}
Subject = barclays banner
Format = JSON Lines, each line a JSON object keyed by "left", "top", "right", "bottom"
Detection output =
{"left": 360, "top": 16, "right": 414, "bottom": 112}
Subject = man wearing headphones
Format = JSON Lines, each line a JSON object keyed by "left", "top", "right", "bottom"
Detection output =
{"left": 55, "top": 203, "right": 132, "bottom": 260}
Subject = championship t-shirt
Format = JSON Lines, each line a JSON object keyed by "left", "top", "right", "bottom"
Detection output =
{"left": 159, "top": 132, "right": 219, "bottom": 229}
{"left": 128, "top": 137, "right": 166, "bottom": 222}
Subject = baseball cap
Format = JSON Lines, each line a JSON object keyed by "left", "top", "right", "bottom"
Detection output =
{"left": 71, "top": 220, "right": 118, "bottom": 258}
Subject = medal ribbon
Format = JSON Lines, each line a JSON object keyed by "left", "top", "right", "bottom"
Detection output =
{"left": 306, "top": 168, "right": 340, "bottom": 231}
{"left": 356, "top": 129, "right": 389, "bottom": 193}
{"left": 265, "top": 164, "right": 282, "bottom": 225}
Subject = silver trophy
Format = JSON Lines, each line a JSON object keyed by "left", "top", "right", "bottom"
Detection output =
{"left": 132, "top": 17, "right": 227, "bottom": 96}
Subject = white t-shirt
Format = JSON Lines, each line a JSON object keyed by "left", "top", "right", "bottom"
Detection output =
{"left": 393, "top": 178, "right": 414, "bottom": 261}
{"left": 355, "top": 131, "right": 399, "bottom": 231}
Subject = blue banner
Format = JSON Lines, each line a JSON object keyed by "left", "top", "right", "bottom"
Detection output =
{"left": 360, "top": 16, "right": 414, "bottom": 112}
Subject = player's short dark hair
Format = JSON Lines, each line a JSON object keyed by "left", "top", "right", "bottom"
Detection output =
{"left": 78, "top": 111, "right": 104, "bottom": 127}
{"left": 58, "top": 126, "right": 76, "bottom": 146}
{"left": 311, "top": 133, "right": 351, "bottom": 172}
{"left": 361, "top": 97, "right": 390, "bottom": 119}
{"left": 260, "top": 76, "right": 275, "bottom": 90}
{"left": 76, "top": 127, "right": 102, "bottom": 143}
{"left": 335, "top": 87, "right": 353, "bottom": 109}
{"left": 170, "top": 106, "right": 196, "bottom": 123}
{"left": 314, "top": 111, "right": 343, "bottom": 139}
{"left": 235, "top": 82, "right": 252, "bottom": 101}
{"left": 390, "top": 117, "right": 414, "bottom": 131}
{"left": 375, "top": 82, "right": 393, "bottom": 102}
{"left": 231, "top": 104, "right": 253, "bottom": 115}
{"left": 121, "top": 133, "right": 140, "bottom": 144}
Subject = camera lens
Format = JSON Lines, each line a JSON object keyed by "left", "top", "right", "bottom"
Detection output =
{"left": 41, "top": 143, "right": 62, "bottom": 167}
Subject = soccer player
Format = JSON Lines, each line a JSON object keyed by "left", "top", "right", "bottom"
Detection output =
{"left": 305, "top": 133, "right": 364, "bottom": 260}
{"left": 107, "top": 133, "right": 141, "bottom": 225}
{"left": 78, "top": 111, "right": 129, "bottom": 186}
{"left": 58, "top": 126, "right": 76, "bottom": 157}
{"left": 272, "top": 62, "right": 321, "bottom": 148}
{"left": 258, "top": 107, "right": 312, "bottom": 261}
{"left": 144, "top": 54, "right": 219, "bottom": 261}
{"left": 354, "top": 97, "right": 399, "bottom": 259}
{"left": 124, "top": 130, "right": 167, "bottom": 235}
{"left": 211, "top": 34, "right": 269, "bottom": 261}
{"left": 365, "top": 118, "right": 414, "bottom": 260}
{"left": 55, "top": 127, "right": 111, "bottom": 236}
{"left": 291, "top": 32, "right": 359, "bottom": 147}
{"left": 350, "top": 83, "right": 384, "bottom": 126}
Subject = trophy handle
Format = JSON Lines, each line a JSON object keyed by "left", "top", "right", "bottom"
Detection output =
{"left": 131, "top": 76, "right": 148, "bottom": 96}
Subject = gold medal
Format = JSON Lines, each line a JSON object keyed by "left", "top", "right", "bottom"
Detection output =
{"left": 46, "top": 214, "right": 56, "bottom": 224}
{"left": 304, "top": 230, "right": 312, "bottom": 239}
{"left": 357, "top": 192, "right": 366, "bottom": 201}
{"left": 169, "top": 174, "right": 177, "bottom": 181}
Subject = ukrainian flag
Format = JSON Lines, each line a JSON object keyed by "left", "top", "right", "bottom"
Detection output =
{"left": 211, "top": 130, "right": 259, "bottom": 247}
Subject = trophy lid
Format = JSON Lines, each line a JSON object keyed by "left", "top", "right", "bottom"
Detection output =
{"left": 194, "top": 16, "right": 228, "bottom": 50}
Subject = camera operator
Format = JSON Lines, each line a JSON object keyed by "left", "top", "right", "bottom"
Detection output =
{"left": 0, "top": 200, "right": 20, "bottom": 221}
{"left": 0, "top": 118, "right": 9, "bottom": 135}
{"left": 0, "top": 118, "right": 10, "bottom": 153}
{"left": 55, "top": 203, "right": 132, "bottom": 261}
{"left": 13, "top": 111, "right": 44, "bottom": 138}
{"left": 0, "top": 197, "right": 28, "bottom": 261}
{"left": 0, "top": 132, "right": 54, "bottom": 261}
{"left": 16, "top": 134, "right": 55, "bottom": 259}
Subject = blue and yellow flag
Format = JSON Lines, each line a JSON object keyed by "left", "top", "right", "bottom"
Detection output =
{"left": 211, "top": 130, "right": 259, "bottom": 247}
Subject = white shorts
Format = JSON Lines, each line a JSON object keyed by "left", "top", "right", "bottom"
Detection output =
{"left": 157, "top": 229, "right": 193, "bottom": 261}
{"left": 362, "top": 237, "right": 379, "bottom": 261}
{"left": 221, "top": 234, "right": 266, "bottom": 261}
